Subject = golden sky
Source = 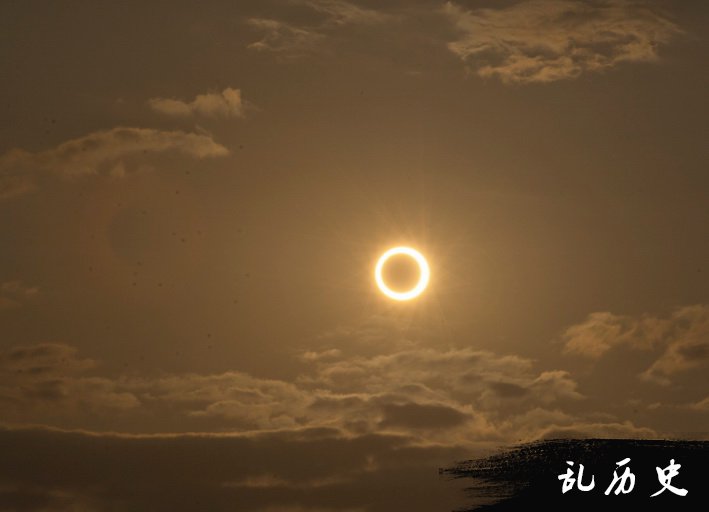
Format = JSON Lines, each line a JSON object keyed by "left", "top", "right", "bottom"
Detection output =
{"left": 0, "top": 1, "right": 707, "bottom": 510}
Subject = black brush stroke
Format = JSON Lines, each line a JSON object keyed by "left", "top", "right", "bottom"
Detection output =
{"left": 441, "top": 439, "right": 708, "bottom": 511}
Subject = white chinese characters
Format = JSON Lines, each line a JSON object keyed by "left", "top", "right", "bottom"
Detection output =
{"left": 651, "top": 459, "right": 688, "bottom": 497}
{"left": 558, "top": 458, "right": 688, "bottom": 497}
{"left": 604, "top": 457, "right": 635, "bottom": 495}
{"left": 558, "top": 461, "right": 595, "bottom": 493}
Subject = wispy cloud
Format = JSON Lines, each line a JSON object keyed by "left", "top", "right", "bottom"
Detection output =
{"left": 0, "top": 343, "right": 139, "bottom": 413}
{"left": 0, "top": 127, "right": 229, "bottom": 199}
{"left": 0, "top": 281, "right": 39, "bottom": 309}
{"left": 689, "top": 396, "right": 709, "bottom": 412}
{"left": 562, "top": 304, "right": 709, "bottom": 384}
{"left": 0, "top": 173, "right": 36, "bottom": 201}
{"left": 2, "top": 127, "right": 229, "bottom": 178}
{"left": 444, "top": 0, "right": 682, "bottom": 84}
{"left": 247, "top": 17, "right": 324, "bottom": 55}
{"left": 247, "top": 0, "right": 390, "bottom": 56}
{"left": 303, "top": 0, "right": 390, "bottom": 26}
{"left": 640, "top": 305, "right": 709, "bottom": 384}
{"left": 148, "top": 87, "right": 247, "bottom": 118}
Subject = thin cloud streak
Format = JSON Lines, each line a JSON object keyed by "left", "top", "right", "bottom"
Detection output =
{"left": 148, "top": 87, "right": 247, "bottom": 118}
{"left": 0, "top": 127, "right": 229, "bottom": 199}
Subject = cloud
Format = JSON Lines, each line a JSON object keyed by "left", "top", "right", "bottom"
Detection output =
{"left": 1, "top": 281, "right": 39, "bottom": 298}
{"left": 11, "top": 310, "right": 700, "bottom": 480}
{"left": 562, "top": 304, "right": 709, "bottom": 384}
{"left": 137, "top": 371, "right": 311, "bottom": 430}
{"left": 0, "top": 343, "right": 94, "bottom": 374}
{"left": 304, "top": 345, "right": 587, "bottom": 442}
{"left": 148, "top": 87, "right": 246, "bottom": 118}
{"left": 562, "top": 310, "right": 661, "bottom": 357}
{"left": 0, "top": 343, "right": 139, "bottom": 417}
{"left": 649, "top": 395, "right": 709, "bottom": 414}
{"left": 0, "top": 330, "right": 672, "bottom": 511}
{"left": 0, "top": 127, "right": 228, "bottom": 199}
{"left": 18, "top": 290, "right": 706, "bottom": 444}
{"left": 0, "top": 173, "right": 36, "bottom": 200}
{"left": 535, "top": 420, "right": 657, "bottom": 440}
{"left": 247, "top": 1, "right": 389, "bottom": 55}
{"left": 2, "top": 127, "right": 229, "bottom": 178}
{"left": 640, "top": 306, "right": 709, "bottom": 384}
{"left": 299, "top": 343, "right": 583, "bottom": 414}
{"left": 0, "top": 337, "right": 592, "bottom": 444}
{"left": 247, "top": 18, "right": 324, "bottom": 54}
{"left": 378, "top": 402, "right": 469, "bottom": 430}
{"left": 0, "top": 281, "right": 39, "bottom": 309}
{"left": 688, "top": 396, "right": 709, "bottom": 412}
{"left": 17, "top": 317, "right": 670, "bottom": 467}
{"left": 300, "top": 349, "right": 342, "bottom": 362}
{"left": 443, "top": 0, "right": 681, "bottom": 84}
{"left": 303, "top": 0, "right": 390, "bottom": 26}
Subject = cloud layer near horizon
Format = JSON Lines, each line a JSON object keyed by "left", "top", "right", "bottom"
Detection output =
{"left": 0, "top": 424, "right": 467, "bottom": 512}
{"left": 0, "top": 310, "right": 677, "bottom": 512}
{"left": 4, "top": 308, "right": 690, "bottom": 442}
{"left": 3, "top": 303, "right": 706, "bottom": 511}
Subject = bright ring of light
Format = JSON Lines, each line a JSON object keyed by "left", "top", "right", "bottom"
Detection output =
{"left": 375, "top": 246, "right": 430, "bottom": 301}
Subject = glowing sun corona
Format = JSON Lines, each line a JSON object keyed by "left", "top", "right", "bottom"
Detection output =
{"left": 375, "top": 246, "right": 430, "bottom": 301}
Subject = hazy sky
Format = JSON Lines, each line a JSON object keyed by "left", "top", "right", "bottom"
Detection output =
{"left": 1, "top": 1, "right": 707, "bottom": 510}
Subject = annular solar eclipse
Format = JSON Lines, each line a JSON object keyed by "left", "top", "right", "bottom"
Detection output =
{"left": 374, "top": 246, "right": 430, "bottom": 301}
